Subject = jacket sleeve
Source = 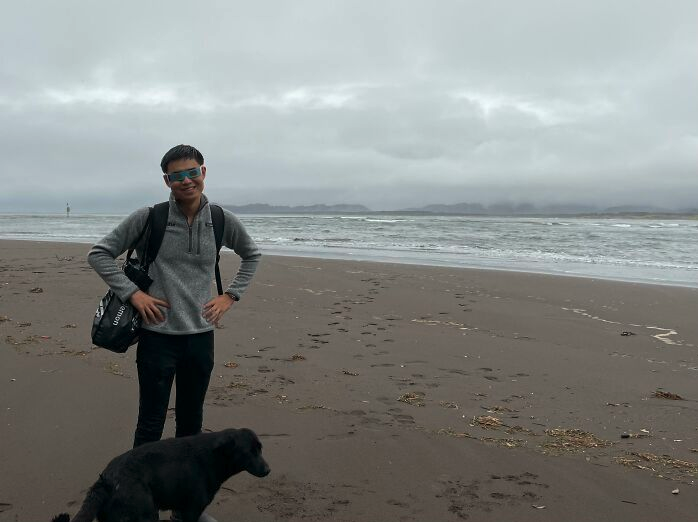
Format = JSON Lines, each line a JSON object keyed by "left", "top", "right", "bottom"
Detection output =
{"left": 87, "top": 207, "right": 150, "bottom": 303}
{"left": 221, "top": 210, "right": 261, "bottom": 300}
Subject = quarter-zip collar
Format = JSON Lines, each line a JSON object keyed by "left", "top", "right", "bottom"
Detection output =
{"left": 170, "top": 193, "right": 210, "bottom": 254}
{"left": 170, "top": 192, "right": 209, "bottom": 222}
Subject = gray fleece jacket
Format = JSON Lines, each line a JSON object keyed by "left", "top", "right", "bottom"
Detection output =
{"left": 88, "top": 194, "right": 261, "bottom": 335}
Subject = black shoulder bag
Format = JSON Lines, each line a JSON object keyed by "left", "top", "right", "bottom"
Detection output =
{"left": 91, "top": 209, "right": 155, "bottom": 353}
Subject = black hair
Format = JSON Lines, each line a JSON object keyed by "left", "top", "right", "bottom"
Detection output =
{"left": 160, "top": 144, "right": 205, "bottom": 173}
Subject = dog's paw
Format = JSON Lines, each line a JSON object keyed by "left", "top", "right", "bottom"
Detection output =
{"left": 52, "top": 514, "right": 70, "bottom": 522}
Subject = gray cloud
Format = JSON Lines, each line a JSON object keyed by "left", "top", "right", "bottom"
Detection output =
{"left": 1, "top": 0, "right": 696, "bottom": 212}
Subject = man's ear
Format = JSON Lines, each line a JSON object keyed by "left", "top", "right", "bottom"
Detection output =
{"left": 163, "top": 174, "right": 171, "bottom": 188}
{"left": 200, "top": 165, "right": 207, "bottom": 178}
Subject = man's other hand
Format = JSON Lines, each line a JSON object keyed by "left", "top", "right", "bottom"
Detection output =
{"left": 202, "top": 294, "right": 235, "bottom": 326}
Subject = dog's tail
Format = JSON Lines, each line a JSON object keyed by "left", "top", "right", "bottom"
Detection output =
{"left": 52, "top": 475, "right": 112, "bottom": 522}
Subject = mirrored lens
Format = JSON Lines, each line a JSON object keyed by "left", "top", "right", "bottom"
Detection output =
{"left": 167, "top": 167, "right": 201, "bottom": 182}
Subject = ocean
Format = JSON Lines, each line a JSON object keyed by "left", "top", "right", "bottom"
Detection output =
{"left": 0, "top": 213, "right": 696, "bottom": 288}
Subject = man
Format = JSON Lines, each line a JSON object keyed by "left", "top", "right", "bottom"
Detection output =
{"left": 88, "top": 144, "right": 261, "bottom": 450}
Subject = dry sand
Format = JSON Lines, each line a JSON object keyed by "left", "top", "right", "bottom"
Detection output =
{"left": 1, "top": 239, "right": 697, "bottom": 521}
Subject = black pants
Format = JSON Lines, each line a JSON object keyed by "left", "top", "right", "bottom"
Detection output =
{"left": 133, "top": 329, "right": 215, "bottom": 448}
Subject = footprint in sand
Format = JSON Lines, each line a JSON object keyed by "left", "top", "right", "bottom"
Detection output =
{"left": 437, "top": 473, "right": 548, "bottom": 519}
{"left": 391, "top": 413, "right": 415, "bottom": 425}
{"left": 489, "top": 492, "right": 517, "bottom": 500}
{"left": 441, "top": 368, "right": 469, "bottom": 376}
{"left": 323, "top": 432, "right": 357, "bottom": 440}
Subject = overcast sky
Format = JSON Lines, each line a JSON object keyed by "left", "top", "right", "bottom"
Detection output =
{"left": 2, "top": 1, "right": 696, "bottom": 212}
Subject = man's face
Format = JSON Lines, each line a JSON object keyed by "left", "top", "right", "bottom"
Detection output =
{"left": 163, "top": 158, "right": 206, "bottom": 204}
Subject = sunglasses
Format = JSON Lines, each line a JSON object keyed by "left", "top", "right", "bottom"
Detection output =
{"left": 165, "top": 166, "right": 202, "bottom": 183}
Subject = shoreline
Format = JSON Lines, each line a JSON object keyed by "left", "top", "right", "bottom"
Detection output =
{"left": 2, "top": 210, "right": 697, "bottom": 219}
{"left": 1, "top": 240, "right": 697, "bottom": 521}
{"left": 1, "top": 236, "right": 696, "bottom": 290}
{"left": 242, "top": 247, "right": 698, "bottom": 290}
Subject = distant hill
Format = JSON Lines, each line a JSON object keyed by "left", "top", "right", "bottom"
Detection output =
{"left": 222, "top": 201, "right": 697, "bottom": 218}
{"left": 223, "top": 203, "right": 371, "bottom": 214}
{"left": 602, "top": 205, "right": 670, "bottom": 214}
{"left": 402, "top": 202, "right": 488, "bottom": 214}
{"left": 401, "top": 202, "right": 696, "bottom": 217}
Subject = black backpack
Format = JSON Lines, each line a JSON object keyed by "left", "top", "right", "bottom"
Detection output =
{"left": 146, "top": 202, "right": 226, "bottom": 294}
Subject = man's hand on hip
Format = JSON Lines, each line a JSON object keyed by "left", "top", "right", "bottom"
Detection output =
{"left": 129, "top": 290, "right": 170, "bottom": 325}
{"left": 203, "top": 294, "right": 235, "bottom": 326}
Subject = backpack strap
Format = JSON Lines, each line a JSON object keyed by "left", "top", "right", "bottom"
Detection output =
{"left": 145, "top": 202, "right": 170, "bottom": 268}
{"left": 126, "top": 207, "right": 153, "bottom": 264}
{"left": 210, "top": 204, "right": 225, "bottom": 295}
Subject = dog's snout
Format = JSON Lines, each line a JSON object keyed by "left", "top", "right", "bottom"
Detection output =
{"left": 250, "top": 458, "right": 270, "bottom": 477}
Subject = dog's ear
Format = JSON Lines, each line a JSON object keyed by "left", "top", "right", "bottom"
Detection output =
{"left": 213, "top": 429, "right": 238, "bottom": 457}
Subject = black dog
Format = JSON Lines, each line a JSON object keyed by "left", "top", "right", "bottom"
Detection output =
{"left": 52, "top": 428, "right": 270, "bottom": 522}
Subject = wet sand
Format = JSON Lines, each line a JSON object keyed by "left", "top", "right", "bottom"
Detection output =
{"left": 1, "top": 239, "right": 697, "bottom": 521}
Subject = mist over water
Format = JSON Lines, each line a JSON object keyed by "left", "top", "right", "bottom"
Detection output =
{"left": 1, "top": 213, "right": 696, "bottom": 287}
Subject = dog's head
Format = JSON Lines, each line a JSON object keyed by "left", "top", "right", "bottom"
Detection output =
{"left": 216, "top": 428, "right": 270, "bottom": 478}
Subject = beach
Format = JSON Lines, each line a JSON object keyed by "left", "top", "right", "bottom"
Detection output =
{"left": 1, "top": 239, "right": 697, "bottom": 521}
